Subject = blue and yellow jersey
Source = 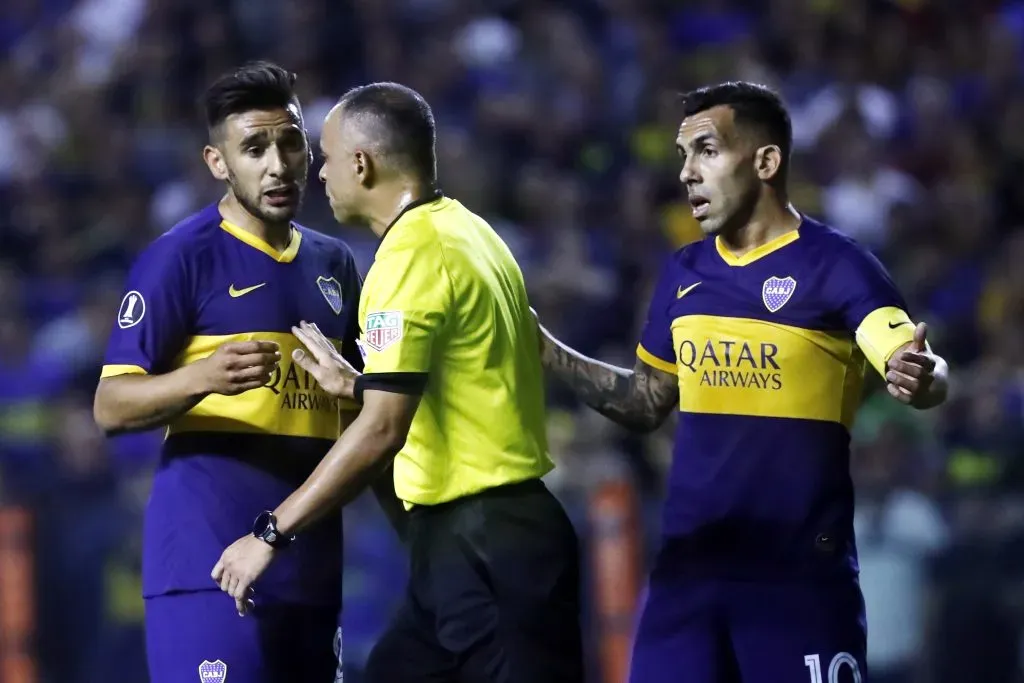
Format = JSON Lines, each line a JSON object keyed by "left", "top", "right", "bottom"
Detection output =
{"left": 357, "top": 194, "right": 552, "bottom": 507}
{"left": 100, "top": 203, "right": 362, "bottom": 605}
{"left": 638, "top": 216, "right": 915, "bottom": 579}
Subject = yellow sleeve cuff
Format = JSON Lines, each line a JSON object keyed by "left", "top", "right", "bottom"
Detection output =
{"left": 636, "top": 344, "right": 677, "bottom": 374}
{"left": 100, "top": 364, "right": 149, "bottom": 379}
{"left": 855, "top": 306, "right": 916, "bottom": 377}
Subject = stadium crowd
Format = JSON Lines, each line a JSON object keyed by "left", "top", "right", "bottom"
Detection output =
{"left": 0, "top": 0, "right": 1022, "bottom": 681}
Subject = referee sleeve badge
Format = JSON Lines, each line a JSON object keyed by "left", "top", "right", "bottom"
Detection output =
{"left": 364, "top": 311, "right": 403, "bottom": 352}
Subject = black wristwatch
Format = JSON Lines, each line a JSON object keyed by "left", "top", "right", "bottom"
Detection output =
{"left": 252, "top": 511, "right": 295, "bottom": 549}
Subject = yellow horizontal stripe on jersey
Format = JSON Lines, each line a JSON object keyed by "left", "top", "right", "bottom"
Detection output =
{"left": 100, "top": 364, "right": 149, "bottom": 378}
{"left": 855, "top": 306, "right": 916, "bottom": 378}
{"left": 167, "top": 331, "right": 359, "bottom": 440}
{"left": 636, "top": 344, "right": 677, "bottom": 374}
{"left": 670, "top": 315, "right": 864, "bottom": 429}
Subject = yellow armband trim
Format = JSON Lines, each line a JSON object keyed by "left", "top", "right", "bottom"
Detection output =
{"left": 855, "top": 306, "right": 916, "bottom": 377}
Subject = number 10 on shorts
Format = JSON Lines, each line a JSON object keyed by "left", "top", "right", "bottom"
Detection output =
{"left": 804, "top": 653, "right": 862, "bottom": 683}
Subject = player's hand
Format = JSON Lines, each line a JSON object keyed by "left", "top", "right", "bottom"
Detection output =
{"left": 196, "top": 341, "right": 281, "bottom": 396}
{"left": 291, "top": 321, "right": 359, "bottom": 399}
{"left": 885, "top": 322, "right": 947, "bottom": 408}
{"left": 211, "top": 535, "right": 276, "bottom": 616}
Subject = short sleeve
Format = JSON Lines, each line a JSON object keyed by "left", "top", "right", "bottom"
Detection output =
{"left": 358, "top": 244, "right": 449, "bottom": 390}
{"left": 831, "top": 241, "right": 915, "bottom": 377}
{"left": 100, "top": 242, "right": 192, "bottom": 378}
{"left": 636, "top": 258, "right": 678, "bottom": 375}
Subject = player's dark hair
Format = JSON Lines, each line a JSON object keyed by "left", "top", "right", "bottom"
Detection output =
{"left": 680, "top": 81, "right": 792, "bottom": 179}
{"left": 336, "top": 82, "right": 437, "bottom": 184}
{"left": 203, "top": 61, "right": 299, "bottom": 133}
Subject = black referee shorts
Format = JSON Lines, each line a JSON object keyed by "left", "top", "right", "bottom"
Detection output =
{"left": 364, "top": 479, "right": 584, "bottom": 683}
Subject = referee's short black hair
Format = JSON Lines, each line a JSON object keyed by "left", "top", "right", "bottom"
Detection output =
{"left": 680, "top": 81, "right": 792, "bottom": 174}
{"left": 336, "top": 82, "right": 437, "bottom": 185}
{"left": 203, "top": 61, "right": 299, "bottom": 136}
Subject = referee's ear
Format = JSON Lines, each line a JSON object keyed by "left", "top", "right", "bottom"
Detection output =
{"left": 203, "top": 144, "right": 229, "bottom": 182}
{"left": 354, "top": 149, "right": 376, "bottom": 188}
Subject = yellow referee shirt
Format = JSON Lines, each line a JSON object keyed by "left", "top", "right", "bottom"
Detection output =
{"left": 357, "top": 193, "right": 553, "bottom": 506}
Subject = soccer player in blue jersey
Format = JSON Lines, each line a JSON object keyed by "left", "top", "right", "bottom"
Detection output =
{"left": 536, "top": 81, "right": 949, "bottom": 683}
{"left": 93, "top": 61, "right": 364, "bottom": 683}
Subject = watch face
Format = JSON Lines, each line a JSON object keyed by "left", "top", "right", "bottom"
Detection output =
{"left": 253, "top": 511, "right": 273, "bottom": 536}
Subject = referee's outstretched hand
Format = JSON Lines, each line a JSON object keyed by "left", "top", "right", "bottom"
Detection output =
{"left": 291, "top": 321, "right": 359, "bottom": 400}
{"left": 196, "top": 340, "right": 281, "bottom": 396}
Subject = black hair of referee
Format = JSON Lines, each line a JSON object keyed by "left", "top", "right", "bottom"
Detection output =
{"left": 318, "top": 82, "right": 441, "bottom": 236}
{"left": 201, "top": 60, "right": 311, "bottom": 250}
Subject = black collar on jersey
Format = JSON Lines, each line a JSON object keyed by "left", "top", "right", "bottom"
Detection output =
{"left": 380, "top": 189, "right": 445, "bottom": 240}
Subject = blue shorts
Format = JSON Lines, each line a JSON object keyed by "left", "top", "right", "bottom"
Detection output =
{"left": 145, "top": 590, "right": 342, "bottom": 683}
{"left": 629, "top": 577, "right": 867, "bottom": 683}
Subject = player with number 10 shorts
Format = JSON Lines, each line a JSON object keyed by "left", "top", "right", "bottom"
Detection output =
{"left": 535, "top": 81, "right": 949, "bottom": 683}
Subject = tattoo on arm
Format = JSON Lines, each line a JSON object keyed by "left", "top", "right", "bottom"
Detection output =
{"left": 539, "top": 328, "right": 678, "bottom": 432}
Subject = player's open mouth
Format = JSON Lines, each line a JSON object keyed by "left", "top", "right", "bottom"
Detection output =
{"left": 264, "top": 186, "right": 298, "bottom": 207}
{"left": 689, "top": 196, "right": 710, "bottom": 219}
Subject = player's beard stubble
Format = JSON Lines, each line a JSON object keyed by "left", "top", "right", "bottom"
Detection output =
{"left": 226, "top": 169, "right": 304, "bottom": 225}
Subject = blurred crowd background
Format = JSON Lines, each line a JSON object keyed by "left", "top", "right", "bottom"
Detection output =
{"left": 1, "top": 0, "right": 1023, "bottom": 681}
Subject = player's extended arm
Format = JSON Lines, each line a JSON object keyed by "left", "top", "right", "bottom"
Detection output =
{"left": 94, "top": 341, "right": 281, "bottom": 434}
{"left": 537, "top": 323, "right": 678, "bottom": 433}
{"left": 93, "top": 367, "right": 210, "bottom": 434}
{"left": 272, "top": 390, "right": 418, "bottom": 537}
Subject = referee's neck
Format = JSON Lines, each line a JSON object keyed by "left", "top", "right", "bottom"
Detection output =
{"left": 367, "top": 182, "right": 438, "bottom": 238}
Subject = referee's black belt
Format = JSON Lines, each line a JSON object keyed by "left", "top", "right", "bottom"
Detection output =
{"left": 406, "top": 477, "right": 546, "bottom": 515}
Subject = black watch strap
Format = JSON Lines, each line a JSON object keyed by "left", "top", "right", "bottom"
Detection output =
{"left": 252, "top": 511, "right": 294, "bottom": 549}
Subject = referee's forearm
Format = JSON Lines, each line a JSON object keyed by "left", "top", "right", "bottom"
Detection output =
{"left": 273, "top": 414, "right": 403, "bottom": 536}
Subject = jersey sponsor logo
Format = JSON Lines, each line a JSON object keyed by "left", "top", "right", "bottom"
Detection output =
{"left": 198, "top": 659, "right": 227, "bottom": 683}
{"left": 228, "top": 282, "right": 266, "bottom": 298}
{"left": 264, "top": 359, "right": 340, "bottom": 413}
{"left": 677, "top": 281, "right": 702, "bottom": 299}
{"left": 117, "top": 290, "right": 145, "bottom": 329}
{"left": 762, "top": 276, "right": 797, "bottom": 313}
{"left": 677, "top": 338, "right": 783, "bottom": 390}
{"left": 317, "top": 276, "right": 344, "bottom": 315}
{"left": 364, "top": 311, "right": 403, "bottom": 352}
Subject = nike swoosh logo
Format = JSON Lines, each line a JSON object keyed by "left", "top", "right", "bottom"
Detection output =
{"left": 677, "top": 282, "right": 702, "bottom": 299}
{"left": 229, "top": 283, "right": 267, "bottom": 298}
{"left": 888, "top": 321, "right": 912, "bottom": 329}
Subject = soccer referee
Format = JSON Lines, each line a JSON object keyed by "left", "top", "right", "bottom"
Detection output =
{"left": 213, "top": 82, "right": 584, "bottom": 683}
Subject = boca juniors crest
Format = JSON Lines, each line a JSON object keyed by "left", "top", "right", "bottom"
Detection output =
{"left": 364, "top": 311, "right": 403, "bottom": 352}
{"left": 762, "top": 276, "right": 797, "bottom": 313}
{"left": 198, "top": 660, "right": 227, "bottom": 683}
{"left": 316, "top": 276, "right": 344, "bottom": 315}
